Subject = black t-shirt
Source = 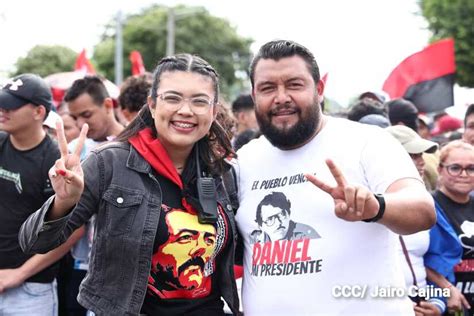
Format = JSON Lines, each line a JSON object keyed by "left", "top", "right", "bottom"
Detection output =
{"left": 141, "top": 172, "right": 229, "bottom": 316}
{"left": 433, "top": 190, "right": 474, "bottom": 313}
{"left": 0, "top": 132, "right": 60, "bottom": 282}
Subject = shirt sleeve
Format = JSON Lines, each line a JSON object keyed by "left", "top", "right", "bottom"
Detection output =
{"left": 360, "top": 126, "right": 422, "bottom": 194}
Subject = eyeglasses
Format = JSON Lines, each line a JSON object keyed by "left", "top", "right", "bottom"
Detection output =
{"left": 441, "top": 163, "right": 474, "bottom": 176}
{"left": 262, "top": 209, "right": 288, "bottom": 227}
{"left": 157, "top": 92, "right": 214, "bottom": 115}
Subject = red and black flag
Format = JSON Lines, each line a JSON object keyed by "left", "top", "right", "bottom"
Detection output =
{"left": 382, "top": 38, "right": 456, "bottom": 113}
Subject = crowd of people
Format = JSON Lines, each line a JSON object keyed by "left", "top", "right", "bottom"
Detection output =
{"left": 0, "top": 39, "right": 473, "bottom": 316}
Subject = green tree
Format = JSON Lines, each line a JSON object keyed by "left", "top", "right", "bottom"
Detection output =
{"left": 13, "top": 45, "right": 77, "bottom": 77}
{"left": 94, "top": 5, "right": 253, "bottom": 97}
{"left": 419, "top": 0, "right": 474, "bottom": 87}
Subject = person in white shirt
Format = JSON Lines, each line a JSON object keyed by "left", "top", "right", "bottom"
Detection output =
{"left": 234, "top": 39, "right": 436, "bottom": 316}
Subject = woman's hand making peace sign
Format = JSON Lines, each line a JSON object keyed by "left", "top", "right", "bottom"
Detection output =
{"left": 47, "top": 121, "right": 88, "bottom": 220}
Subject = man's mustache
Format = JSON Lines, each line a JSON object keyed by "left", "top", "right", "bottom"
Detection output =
{"left": 178, "top": 256, "right": 206, "bottom": 275}
{"left": 269, "top": 104, "right": 300, "bottom": 116}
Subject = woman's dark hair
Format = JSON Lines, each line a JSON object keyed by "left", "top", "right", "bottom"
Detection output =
{"left": 115, "top": 53, "right": 235, "bottom": 178}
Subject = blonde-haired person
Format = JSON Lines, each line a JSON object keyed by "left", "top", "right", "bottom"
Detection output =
{"left": 432, "top": 140, "right": 474, "bottom": 314}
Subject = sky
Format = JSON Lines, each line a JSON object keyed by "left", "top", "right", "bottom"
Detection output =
{"left": 1, "top": 0, "right": 463, "bottom": 108}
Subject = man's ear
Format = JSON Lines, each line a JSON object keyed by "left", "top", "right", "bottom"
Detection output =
{"left": 35, "top": 105, "right": 47, "bottom": 121}
{"left": 104, "top": 97, "right": 114, "bottom": 113}
{"left": 316, "top": 80, "right": 325, "bottom": 104}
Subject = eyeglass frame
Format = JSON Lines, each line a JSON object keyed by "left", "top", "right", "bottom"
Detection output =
{"left": 156, "top": 92, "right": 216, "bottom": 115}
{"left": 262, "top": 209, "right": 289, "bottom": 227}
{"left": 440, "top": 163, "right": 474, "bottom": 177}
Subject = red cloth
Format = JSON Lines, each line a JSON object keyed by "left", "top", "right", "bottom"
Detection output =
{"left": 129, "top": 128, "right": 196, "bottom": 212}
{"left": 75, "top": 49, "right": 96, "bottom": 75}
{"left": 233, "top": 265, "right": 243, "bottom": 279}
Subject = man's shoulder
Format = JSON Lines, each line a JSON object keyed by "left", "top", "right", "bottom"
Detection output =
{"left": 324, "top": 116, "right": 383, "bottom": 136}
{"left": 236, "top": 135, "right": 270, "bottom": 158}
{"left": 91, "top": 141, "right": 131, "bottom": 158}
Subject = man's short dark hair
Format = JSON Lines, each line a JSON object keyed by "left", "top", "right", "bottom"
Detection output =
{"left": 347, "top": 98, "right": 386, "bottom": 122}
{"left": 64, "top": 76, "right": 109, "bottom": 106}
{"left": 464, "top": 104, "right": 474, "bottom": 127}
{"left": 118, "top": 73, "right": 152, "bottom": 113}
{"left": 255, "top": 192, "right": 291, "bottom": 225}
{"left": 250, "top": 40, "right": 320, "bottom": 88}
{"left": 231, "top": 94, "right": 254, "bottom": 113}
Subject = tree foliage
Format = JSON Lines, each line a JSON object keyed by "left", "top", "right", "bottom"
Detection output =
{"left": 93, "top": 5, "right": 253, "bottom": 97}
{"left": 419, "top": 0, "right": 474, "bottom": 87}
{"left": 13, "top": 45, "right": 77, "bottom": 77}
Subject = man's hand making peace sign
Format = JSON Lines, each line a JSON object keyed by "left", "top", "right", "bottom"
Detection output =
{"left": 305, "top": 158, "right": 436, "bottom": 235}
{"left": 305, "top": 159, "right": 380, "bottom": 222}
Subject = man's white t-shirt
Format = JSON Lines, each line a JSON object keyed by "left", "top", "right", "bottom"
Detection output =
{"left": 235, "top": 117, "right": 421, "bottom": 316}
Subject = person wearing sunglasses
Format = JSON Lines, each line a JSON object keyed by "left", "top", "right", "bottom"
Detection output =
{"left": 19, "top": 54, "right": 241, "bottom": 316}
{"left": 433, "top": 140, "right": 474, "bottom": 314}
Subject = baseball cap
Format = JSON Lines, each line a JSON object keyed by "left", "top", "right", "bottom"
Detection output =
{"left": 387, "top": 99, "right": 418, "bottom": 122}
{"left": 431, "top": 115, "right": 463, "bottom": 136}
{"left": 386, "top": 125, "right": 438, "bottom": 154}
{"left": 0, "top": 74, "right": 53, "bottom": 111}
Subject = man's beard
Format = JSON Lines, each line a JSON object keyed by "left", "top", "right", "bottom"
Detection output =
{"left": 256, "top": 100, "right": 321, "bottom": 150}
{"left": 155, "top": 256, "right": 206, "bottom": 291}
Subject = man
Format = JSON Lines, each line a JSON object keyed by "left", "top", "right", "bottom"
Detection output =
{"left": 148, "top": 206, "right": 221, "bottom": 299}
{"left": 250, "top": 191, "right": 320, "bottom": 243}
{"left": 65, "top": 76, "right": 124, "bottom": 158}
{"left": 234, "top": 40, "right": 435, "bottom": 315}
{"left": 118, "top": 73, "right": 152, "bottom": 124}
{"left": 232, "top": 94, "right": 258, "bottom": 134}
{"left": 463, "top": 104, "right": 474, "bottom": 145}
{"left": 0, "top": 74, "right": 82, "bottom": 315}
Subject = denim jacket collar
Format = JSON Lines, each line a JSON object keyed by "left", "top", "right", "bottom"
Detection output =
{"left": 126, "top": 145, "right": 152, "bottom": 174}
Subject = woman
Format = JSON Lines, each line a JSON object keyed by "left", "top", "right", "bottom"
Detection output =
{"left": 432, "top": 140, "right": 474, "bottom": 315}
{"left": 19, "top": 54, "right": 240, "bottom": 315}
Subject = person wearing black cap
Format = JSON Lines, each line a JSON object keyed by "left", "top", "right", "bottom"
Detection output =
{"left": 386, "top": 98, "right": 419, "bottom": 132}
{"left": 0, "top": 74, "right": 82, "bottom": 315}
